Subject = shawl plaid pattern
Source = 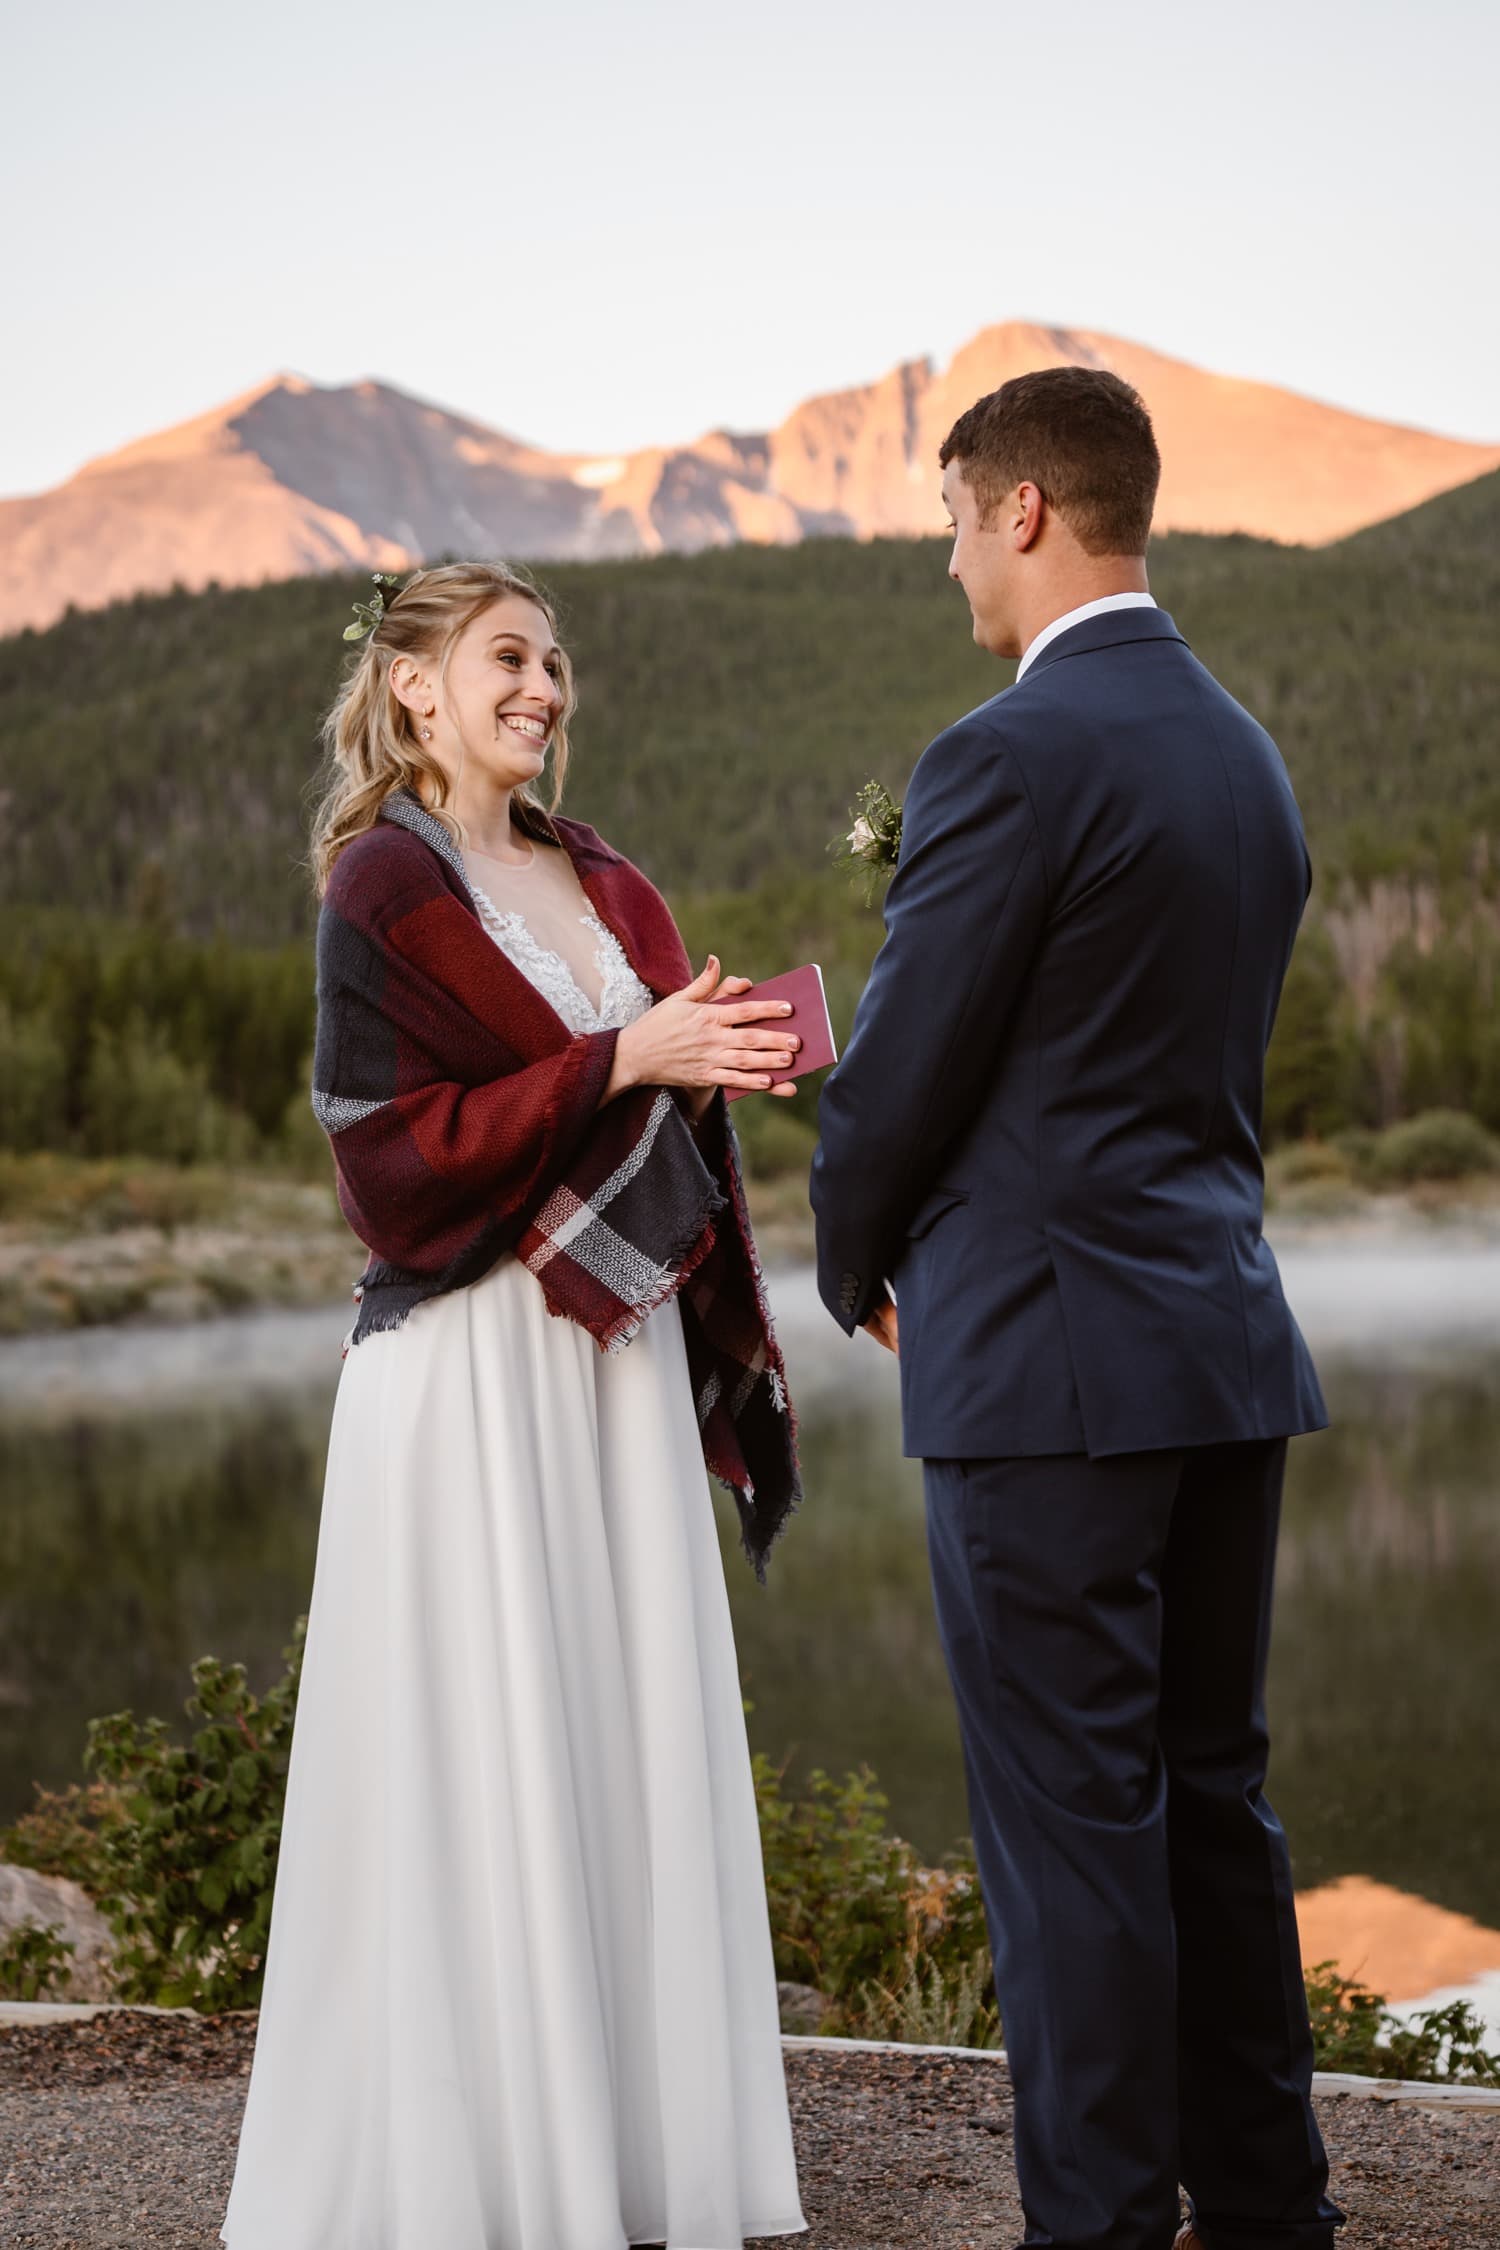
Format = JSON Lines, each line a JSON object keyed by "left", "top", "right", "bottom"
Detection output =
{"left": 311, "top": 786, "right": 800, "bottom": 1575}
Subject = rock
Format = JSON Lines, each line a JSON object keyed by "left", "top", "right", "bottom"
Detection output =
{"left": 777, "top": 1980, "right": 832, "bottom": 2035}
{"left": 0, "top": 1863, "right": 116, "bottom": 2002}
{"left": 965, "top": 2109, "right": 1011, "bottom": 2136}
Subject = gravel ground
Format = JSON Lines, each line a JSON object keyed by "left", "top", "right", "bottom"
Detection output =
{"left": 2, "top": 2013, "right": 1498, "bottom": 2247}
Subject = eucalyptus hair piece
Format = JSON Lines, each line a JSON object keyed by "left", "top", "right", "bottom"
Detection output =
{"left": 343, "top": 573, "right": 404, "bottom": 643}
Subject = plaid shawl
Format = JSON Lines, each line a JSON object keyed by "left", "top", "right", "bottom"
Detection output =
{"left": 311, "top": 786, "right": 799, "bottom": 1576}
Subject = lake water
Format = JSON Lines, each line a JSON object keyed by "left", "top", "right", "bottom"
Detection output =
{"left": 2, "top": 1241, "right": 1498, "bottom": 2005}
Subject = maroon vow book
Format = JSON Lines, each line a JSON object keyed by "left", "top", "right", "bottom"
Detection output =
{"left": 710, "top": 963, "right": 838, "bottom": 1100}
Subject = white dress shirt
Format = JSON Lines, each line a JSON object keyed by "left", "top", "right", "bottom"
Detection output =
{"left": 1015, "top": 591, "right": 1157, "bottom": 680}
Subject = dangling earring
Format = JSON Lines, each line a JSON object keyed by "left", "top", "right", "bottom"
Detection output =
{"left": 420, "top": 726, "right": 432, "bottom": 741}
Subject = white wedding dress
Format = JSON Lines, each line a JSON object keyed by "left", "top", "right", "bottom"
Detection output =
{"left": 221, "top": 841, "right": 807, "bottom": 2250}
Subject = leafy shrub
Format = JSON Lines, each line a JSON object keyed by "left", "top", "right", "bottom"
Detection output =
{"left": 1363, "top": 1108, "right": 1500, "bottom": 1184}
{"left": 1331, "top": 1127, "right": 1383, "bottom": 1180}
{"left": 1305, "top": 1961, "right": 1500, "bottom": 2085}
{"left": 80, "top": 1622, "right": 306, "bottom": 2010}
{"left": 1263, "top": 929, "right": 1351, "bottom": 1145}
{"left": 1378, "top": 2002, "right": 1500, "bottom": 2087}
{"left": 276, "top": 1055, "right": 338, "bottom": 1180}
{"left": 1269, "top": 1140, "right": 1356, "bottom": 1189}
{"left": 0, "top": 1778, "right": 125, "bottom": 1889}
{"left": 751, "top": 1751, "right": 994, "bottom": 2041}
{"left": 856, "top": 1946, "right": 1001, "bottom": 2051}
{"left": 0, "top": 1006, "right": 70, "bottom": 1151}
{"left": 0, "top": 1151, "right": 348, "bottom": 1242}
{"left": 0, "top": 1919, "right": 77, "bottom": 2002}
{"left": 81, "top": 1015, "right": 253, "bottom": 1166}
{"left": 0, "top": 1151, "right": 235, "bottom": 1233}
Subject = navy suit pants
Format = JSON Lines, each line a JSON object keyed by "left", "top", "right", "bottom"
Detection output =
{"left": 923, "top": 1442, "right": 1342, "bottom": 2250}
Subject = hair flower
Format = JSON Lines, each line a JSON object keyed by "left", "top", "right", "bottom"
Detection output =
{"left": 343, "top": 573, "right": 403, "bottom": 643}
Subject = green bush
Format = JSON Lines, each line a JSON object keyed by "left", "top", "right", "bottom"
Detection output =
{"left": 1366, "top": 1108, "right": 1500, "bottom": 1184}
{"left": 81, "top": 1015, "right": 253, "bottom": 1166}
{"left": 856, "top": 1946, "right": 1001, "bottom": 2051}
{"left": 0, "top": 910, "right": 317, "bottom": 1165}
{"left": 0, "top": 1919, "right": 77, "bottom": 2002}
{"left": 1305, "top": 1961, "right": 1500, "bottom": 2086}
{"left": 1268, "top": 1140, "right": 1356, "bottom": 1189}
{"left": 1264, "top": 930, "right": 1351, "bottom": 1145}
{"left": 751, "top": 1749, "right": 996, "bottom": 2044}
{"left": 0, "top": 1777, "right": 125, "bottom": 1887}
{"left": 1331, "top": 1127, "right": 1382, "bottom": 1179}
{"left": 0, "top": 1005, "right": 69, "bottom": 1151}
{"left": 0, "top": 1150, "right": 234, "bottom": 1232}
{"left": 276, "top": 1056, "right": 337, "bottom": 1180}
{"left": 79, "top": 1622, "right": 306, "bottom": 2010}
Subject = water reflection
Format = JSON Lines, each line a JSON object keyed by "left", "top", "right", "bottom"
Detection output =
{"left": 0, "top": 1386, "right": 328, "bottom": 1821}
{"left": 1271, "top": 1358, "right": 1500, "bottom": 1933}
{"left": 1, "top": 1259, "right": 1497, "bottom": 1961}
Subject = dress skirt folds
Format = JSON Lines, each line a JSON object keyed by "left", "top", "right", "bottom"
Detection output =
{"left": 220, "top": 1253, "right": 807, "bottom": 2250}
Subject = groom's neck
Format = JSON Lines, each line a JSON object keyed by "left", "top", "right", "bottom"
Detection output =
{"left": 1011, "top": 554, "right": 1150, "bottom": 662}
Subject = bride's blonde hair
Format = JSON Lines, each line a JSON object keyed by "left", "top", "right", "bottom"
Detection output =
{"left": 309, "top": 560, "right": 577, "bottom": 894}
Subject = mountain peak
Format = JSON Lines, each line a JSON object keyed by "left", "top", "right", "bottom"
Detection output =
{"left": 5, "top": 330, "right": 1498, "bottom": 637}
{"left": 73, "top": 374, "right": 315, "bottom": 477}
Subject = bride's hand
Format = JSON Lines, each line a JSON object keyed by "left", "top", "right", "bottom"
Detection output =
{"left": 604, "top": 957, "right": 802, "bottom": 1104}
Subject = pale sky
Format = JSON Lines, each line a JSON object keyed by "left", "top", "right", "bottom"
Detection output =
{"left": 7, "top": 0, "right": 1497, "bottom": 498}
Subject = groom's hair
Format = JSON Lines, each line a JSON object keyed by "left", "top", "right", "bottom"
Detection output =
{"left": 939, "top": 367, "right": 1160, "bottom": 556}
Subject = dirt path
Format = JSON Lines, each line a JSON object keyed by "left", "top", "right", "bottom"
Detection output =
{"left": 2, "top": 2013, "right": 1498, "bottom": 2247}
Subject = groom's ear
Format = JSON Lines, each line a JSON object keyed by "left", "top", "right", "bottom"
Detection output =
{"left": 1012, "top": 482, "right": 1047, "bottom": 552}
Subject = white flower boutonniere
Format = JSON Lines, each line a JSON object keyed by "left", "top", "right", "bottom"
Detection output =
{"left": 832, "top": 781, "right": 903, "bottom": 904}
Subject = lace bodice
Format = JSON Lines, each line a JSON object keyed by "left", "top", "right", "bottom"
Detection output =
{"left": 477, "top": 897, "right": 654, "bottom": 1035}
{"left": 460, "top": 844, "right": 655, "bottom": 1036}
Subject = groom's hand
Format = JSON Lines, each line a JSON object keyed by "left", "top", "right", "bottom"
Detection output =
{"left": 861, "top": 1292, "right": 899, "bottom": 1355}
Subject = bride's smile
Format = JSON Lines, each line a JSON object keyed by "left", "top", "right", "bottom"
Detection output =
{"left": 499, "top": 710, "right": 549, "bottom": 742}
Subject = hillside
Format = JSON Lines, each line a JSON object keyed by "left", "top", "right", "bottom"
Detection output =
{"left": 1, "top": 478, "right": 1496, "bottom": 1175}
{"left": 3, "top": 323, "right": 1496, "bottom": 636}
{"left": 2, "top": 473, "right": 1497, "bottom": 947}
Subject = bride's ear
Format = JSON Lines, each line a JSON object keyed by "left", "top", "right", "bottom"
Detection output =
{"left": 389, "top": 657, "right": 432, "bottom": 718}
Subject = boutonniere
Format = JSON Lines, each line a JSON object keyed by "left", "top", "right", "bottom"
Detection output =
{"left": 832, "top": 781, "right": 903, "bottom": 904}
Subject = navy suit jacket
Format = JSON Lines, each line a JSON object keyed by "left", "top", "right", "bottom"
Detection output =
{"left": 810, "top": 605, "right": 1328, "bottom": 1460}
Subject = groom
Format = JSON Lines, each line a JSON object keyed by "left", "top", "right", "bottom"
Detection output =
{"left": 810, "top": 368, "right": 1342, "bottom": 2250}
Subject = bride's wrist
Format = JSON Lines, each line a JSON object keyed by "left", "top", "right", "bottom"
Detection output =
{"left": 602, "top": 1027, "right": 641, "bottom": 1106}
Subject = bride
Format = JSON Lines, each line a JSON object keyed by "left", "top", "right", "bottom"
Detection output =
{"left": 220, "top": 560, "right": 809, "bottom": 2250}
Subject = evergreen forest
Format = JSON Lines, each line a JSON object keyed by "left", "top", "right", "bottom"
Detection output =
{"left": 1, "top": 467, "right": 1497, "bottom": 1183}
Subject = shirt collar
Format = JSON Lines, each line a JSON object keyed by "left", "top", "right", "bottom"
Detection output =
{"left": 1015, "top": 591, "right": 1158, "bottom": 680}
